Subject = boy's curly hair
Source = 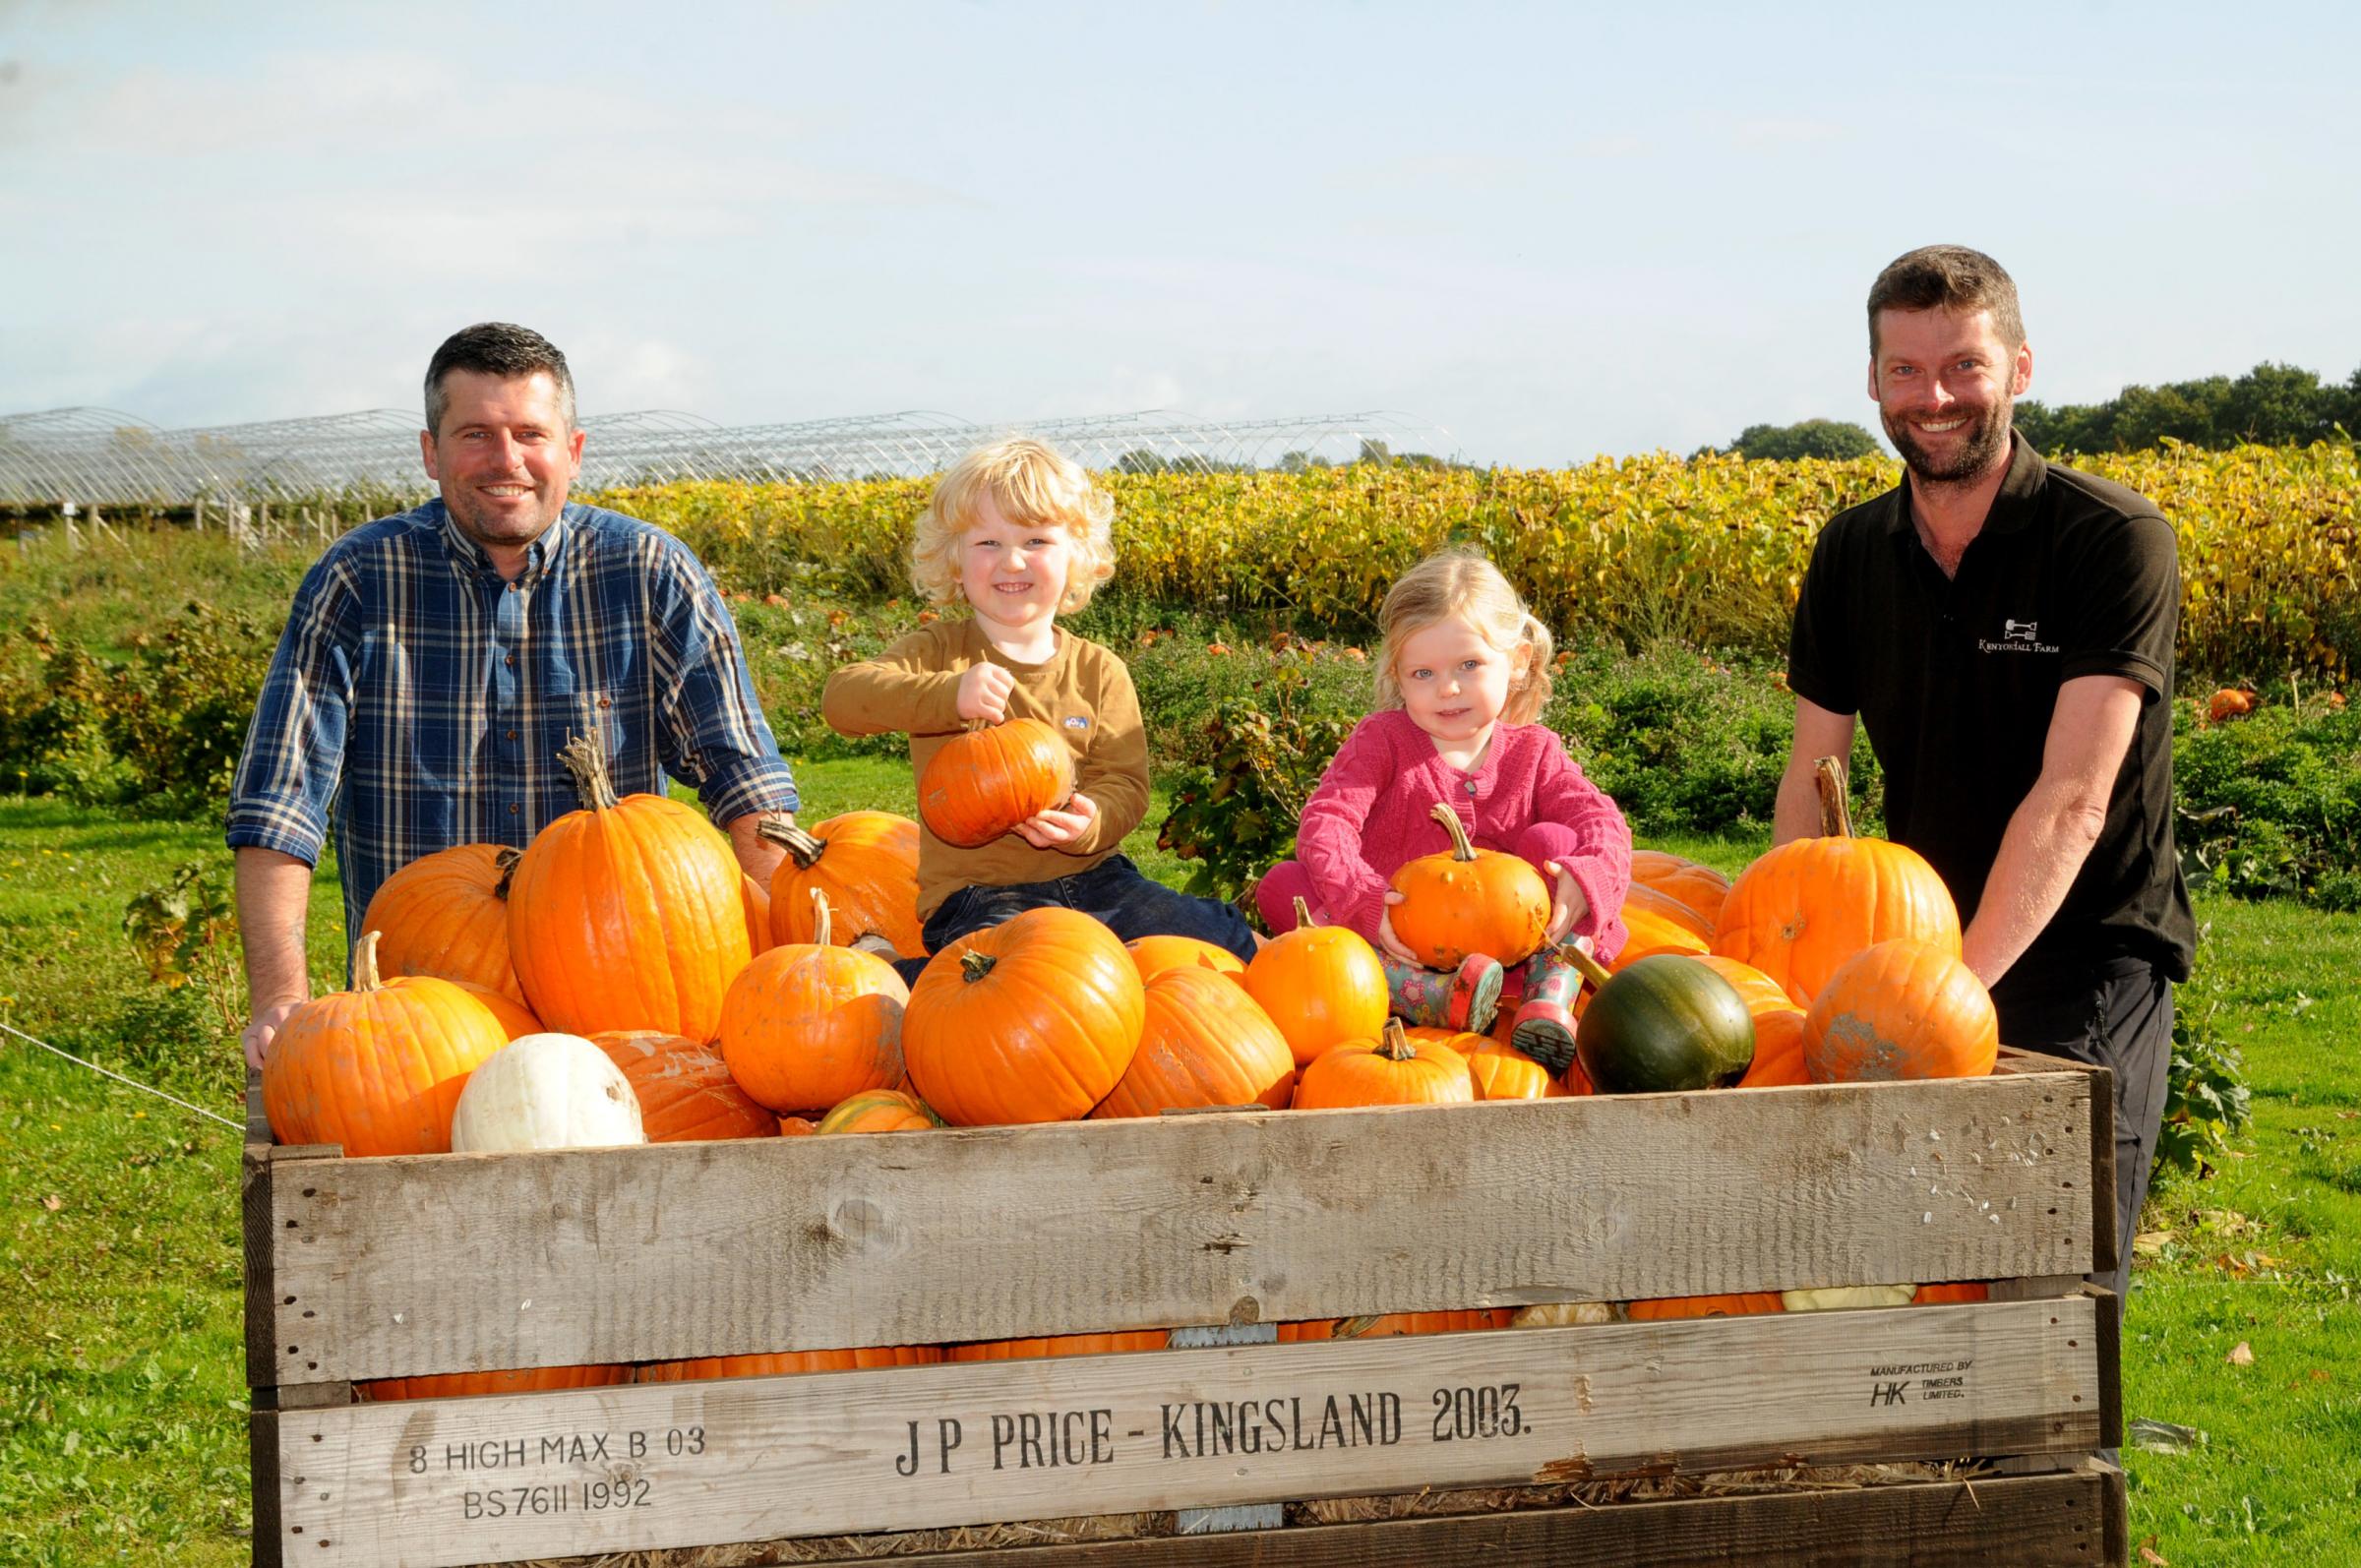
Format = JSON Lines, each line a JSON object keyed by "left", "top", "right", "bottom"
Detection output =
{"left": 1372, "top": 548, "right": 1555, "bottom": 726}
{"left": 909, "top": 437, "right": 1118, "bottom": 612}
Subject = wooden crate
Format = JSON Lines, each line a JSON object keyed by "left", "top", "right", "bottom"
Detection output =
{"left": 243, "top": 1049, "right": 2127, "bottom": 1566}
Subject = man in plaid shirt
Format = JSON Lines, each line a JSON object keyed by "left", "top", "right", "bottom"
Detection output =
{"left": 227, "top": 324, "right": 800, "bottom": 1068}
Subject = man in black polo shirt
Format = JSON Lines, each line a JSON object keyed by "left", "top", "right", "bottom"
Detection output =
{"left": 1779, "top": 245, "right": 2196, "bottom": 1305}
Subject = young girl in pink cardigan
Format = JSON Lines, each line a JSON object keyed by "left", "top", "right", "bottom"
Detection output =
{"left": 1255, "top": 550, "right": 1631, "bottom": 1065}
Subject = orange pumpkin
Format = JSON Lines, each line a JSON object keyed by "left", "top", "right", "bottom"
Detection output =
{"left": 762, "top": 812, "right": 924, "bottom": 959}
{"left": 1803, "top": 938, "right": 1998, "bottom": 1082}
{"left": 917, "top": 718, "right": 1076, "bottom": 848}
{"left": 1404, "top": 1026, "right": 1492, "bottom": 1054}
{"left": 1124, "top": 934, "right": 1246, "bottom": 985}
{"left": 2207, "top": 687, "right": 2255, "bottom": 723}
{"left": 1091, "top": 966, "right": 1296, "bottom": 1118}
{"left": 719, "top": 891, "right": 910, "bottom": 1114}
{"left": 1278, "top": 1309, "right": 1513, "bottom": 1341}
{"left": 1293, "top": 1018, "right": 1477, "bottom": 1110}
{"left": 815, "top": 1087, "right": 943, "bottom": 1133}
{"left": 1625, "top": 1293, "right": 1785, "bottom": 1320}
{"left": 449, "top": 981, "right": 543, "bottom": 1041}
{"left": 1630, "top": 851, "right": 1730, "bottom": 929}
{"left": 262, "top": 933, "right": 511, "bottom": 1155}
{"left": 1465, "top": 1039, "right": 1557, "bottom": 1101}
{"left": 1244, "top": 898, "right": 1390, "bottom": 1066}
{"left": 508, "top": 735, "right": 753, "bottom": 1041}
{"left": 777, "top": 1115, "right": 818, "bottom": 1136}
{"left": 640, "top": 1345, "right": 942, "bottom": 1381}
{"left": 742, "top": 874, "right": 774, "bottom": 957}
{"left": 903, "top": 907, "right": 1144, "bottom": 1125}
{"left": 591, "top": 1031, "right": 779, "bottom": 1141}
{"left": 1388, "top": 803, "right": 1550, "bottom": 968}
{"left": 1619, "top": 881, "right": 1716, "bottom": 944}
{"left": 1602, "top": 905, "right": 1712, "bottom": 972}
{"left": 1738, "top": 1008, "right": 1812, "bottom": 1088}
{"left": 1711, "top": 757, "right": 1960, "bottom": 1006}
{"left": 1913, "top": 1282, "right": 1991, "bottom": 1304}
{"left": 361, "top": 1363, "right": 629, "bottom": 1401}
{"left": 359, "top": 844, "right": 528, "bottom": 1004}
{"left": 948, "top": 1331, "right": 1170, "bottom": 1361}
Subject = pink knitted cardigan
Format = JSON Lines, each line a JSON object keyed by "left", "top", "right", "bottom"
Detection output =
{"left": 1293, "top": 709, "right": 1632, "bottom": 958}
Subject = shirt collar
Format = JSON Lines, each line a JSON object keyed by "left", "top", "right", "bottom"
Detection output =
{"left": 1882, "top": 432, "right": 2046, "bottom": 539}
{"left": 432, "top": 498, "right": 575, "bottom": 580}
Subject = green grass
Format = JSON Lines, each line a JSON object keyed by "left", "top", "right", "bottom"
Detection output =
{"left": 2, "top": 801, "right": 2357, "bottom": 1562}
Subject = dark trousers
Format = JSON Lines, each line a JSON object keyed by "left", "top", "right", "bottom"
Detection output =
{"left": 890, "top": 855, "right": 1260, "bottom": 986}
{"left": 1991, "top": 955, "right": 2175, "bottom": 1306}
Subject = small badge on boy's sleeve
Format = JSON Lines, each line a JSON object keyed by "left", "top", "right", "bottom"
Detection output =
{"left": 1062, "top": 716, "right": 1091, "bottom": 731}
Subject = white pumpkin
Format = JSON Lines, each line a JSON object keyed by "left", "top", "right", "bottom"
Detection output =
{"left": 1509, "top": 1300, "right": 1619, "bottom": 1328}
{"left": 451, "top": 1033, "right": 646, "bottom": 1152}
{"left": 1779, "top": 1283, "right": 1918, "bottom": 1313}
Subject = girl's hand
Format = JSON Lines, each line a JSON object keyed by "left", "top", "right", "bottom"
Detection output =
{"left": 1375, "top": 889, "right": 1422, "bottom": 965}
{"left": 955, "top": 663, "right": 1015, "bottom": 722}
{"left": 1013, "top": 791, "right": 1096, "bottom": 849}
{"left": 1542, "top": 860, "right": 1591, "bottom": 946}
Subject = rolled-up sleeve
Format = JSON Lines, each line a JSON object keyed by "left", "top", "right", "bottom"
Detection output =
{"left": 224, "top": 559, "right": 354, "bottom": 866}
{"left": 649, "top": 545, "right": 799, "bottom": 823}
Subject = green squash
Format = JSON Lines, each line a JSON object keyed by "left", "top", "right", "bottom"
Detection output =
{"left": 1569, "top": 952, "right": 1756, "bottom": 1094}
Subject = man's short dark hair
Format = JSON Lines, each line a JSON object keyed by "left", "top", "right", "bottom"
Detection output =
{"left": 424, "top": 323, "right": 576, "bottom": 437}
{"left": 1867, "top": 246, "right": 2025, "bottom": 358}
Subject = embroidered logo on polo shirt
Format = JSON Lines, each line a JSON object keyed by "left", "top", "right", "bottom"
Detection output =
{"left": 1977, "top": 618, "right": 2060, "bottom": 654}
{"left": 1062, "top": 716, "right": 1091, "bottom": 731}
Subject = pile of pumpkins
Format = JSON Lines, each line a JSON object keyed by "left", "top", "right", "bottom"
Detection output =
{"left": 259, "top": 741, "right": 1994, "bottom": 1398}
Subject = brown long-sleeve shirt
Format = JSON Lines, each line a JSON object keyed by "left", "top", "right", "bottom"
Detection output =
{"left": 821, "top": 618, "right": 1151, "bottom": 919}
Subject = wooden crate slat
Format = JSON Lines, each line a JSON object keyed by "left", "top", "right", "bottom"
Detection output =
{"left": 263, "top": 1297, "right": 2102, "bottom": 1567}
{"left": 259, "top": 1071, "right": 2099, "bottom": 1384}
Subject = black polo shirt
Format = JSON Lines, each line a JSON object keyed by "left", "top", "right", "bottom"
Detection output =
{"left": 1787, "top": 435, "right": 2195, "bottom": 986}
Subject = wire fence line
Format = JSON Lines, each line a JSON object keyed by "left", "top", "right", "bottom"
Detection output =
{"left": 0, "top": 404, "right": 1459, "bottom": 512}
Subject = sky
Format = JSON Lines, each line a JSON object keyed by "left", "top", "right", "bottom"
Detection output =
{"left": 3, "top": 0, "right": 2357, "bottom": 468}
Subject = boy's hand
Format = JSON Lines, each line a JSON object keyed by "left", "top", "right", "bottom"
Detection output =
{"left": 956, "top": 663, "right": 1015, "bottom": 722}
{"left": 1541, "top": 860, "right": 1591, "bottom": 946}
{"left": 1374, "top": 890, "right": 1422, "bottom": 965}
{"left": 1013, "top": 791, "right": 1096, "bottom": 849}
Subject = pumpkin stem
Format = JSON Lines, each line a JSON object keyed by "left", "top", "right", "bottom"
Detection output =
{"left": 1331, "top": 1314, "right": 1382, "bottom": 1340}
{"left": 760, "top": 818, "right": 827, "bottom": 867}
{"left": 1427, "top": 802, "right": 1478, "bottom": 862}
{"left": 351, "top": 930, "right": 385, "bottom": 993}
{"left": 1813, "top": 754, "right": 1854, "bottom": 839}
{"left": 1376, "top": 1016, "right": 1417, "bottom": 1061}
{"left": 1558, "top": 941, "right": 1614, "bottom": 993}
{"left": 809, "top": 888, "right": 834, "bottom": 947}
{"left": 556, "top": 732, "right": 621, "bottom": 812}
{"left": 959, "top": 948, "right": 999, "bottom": 984}
{"left": 1292, "top": 895, "right": 1317, "bottom": 930}
{"left": 492, "top": 846, "right": 521, "bottom": 900}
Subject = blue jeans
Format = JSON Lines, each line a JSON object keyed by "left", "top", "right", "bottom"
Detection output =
{"left": 890, "top": 855, "right": 1257, "bottom": 986}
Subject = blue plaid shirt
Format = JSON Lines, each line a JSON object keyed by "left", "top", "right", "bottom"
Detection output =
{"left": 226, "top": 499, "right": 798, "bottom": 947}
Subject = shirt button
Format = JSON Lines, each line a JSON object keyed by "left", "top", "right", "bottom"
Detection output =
{"left": 506, "top": 729, "right": 518, "bottom": 741}
{"left": 508, "top": 580, "right": 519, "bottom": 592}
{"left": 509, "top": 803, "right": 520, "bottom": 814}
{"left": 505, "top": 653, "right": 515, "bottom": 667}
{"left": 1465, "top": 780, "right": 1478, "bottom": 796}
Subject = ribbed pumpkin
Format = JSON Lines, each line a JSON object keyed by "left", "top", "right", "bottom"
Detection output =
{"left": 1091, "top": 966, "right": 1295, "bottom": 1118}
{"left": 718, "top": 891, "right": 908, "bottom": 1115}
{"left": 741, "top": 874, "right": 774, "bottom": 957}
{"left": 507, "top": 735, "right": 753, "bottom": 1040}
{"left": 917, "top": 718, "right": 1076, "bottom": 848}
{"left": 639, "top": 1345, "right": 942, "bottom": 1381}
{"left": 1630, "top": 851, "right": 1730, "bottom": 930}
{"left": 1619, "top": 881, "right": 1716, "bottom": 944}
{"left": 903, "top": 907, "right": 1143, "bottom": 1125}
{"left": 948, "top": 1331, "right": 1170, "bottom": 1361}
{"left": 1569, "top": 949, "right": 1756, "bottom": 1095}
{"left": 1124, "top": 934, "right": 1246, "bottom": 985}
{"left": 361, "top": 1363, "right": 629, "bottom": 1402}
{"left": 815, "top": 1087, "right": 943, "bottom": 1133}
{"left": 1466, "top": 1039, "right": 1558, "bottom": 1101}
{"left": 1387, "top": 803, "right": 1550, "bottom": 969}
{"left": 1603, "top": 904, "right": 1712, "bottom": 970}
{"left": 761, "top": 812, "right": 924, "bottom": 958}
{"left": 1803, "top": 938, "right": 1998, "bottom": 1083}
{"left": 592, "top": 1031, "right": 779, "bottom": 1141}
{"left": 1690, "top": 955, "right": 1811, "bottom": 1090}
{"left": 1278, "top": 1309, "right": 1513, "bottom": 1341}
{"left": 1625, "top": 1293, "right": 1785, "bottom": 1320}
{"left": 261, "top": 933, "right": 510, "bottom": 1155}
{"left": 1293, "top": 1018, "right": 1477, "bottom": 1110}
{"left": 1914, "top": 1282, "right": 1992, "bottom": 1305}
{"left": 359, "top": 844, "right": 526, "bottom": 1003}
{"left": 1712, "top": 756, "right": 1961, "bottom": 1006}
{"left": 1782, "top": 1284, "right": 1919, "bottom": 1312}
{"left": 450, "top": 981, "right": 543, "bottom": 1041}
{"left": 1244, "top": 898, "right": 1390, "bottom": 1066}
{"left": 1403, "top": 1026, "right": 1492, "bottom": 1055}
{"left": 778, "top": 1115, "right": 818, "bottom": 1136}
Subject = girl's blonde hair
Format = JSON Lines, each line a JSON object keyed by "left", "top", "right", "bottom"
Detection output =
{"left": 1372, "top": 548, "right": 1555, "bottom": 725}
{"left": 909, "top": 437, "right": 1118, "bottom": 612}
